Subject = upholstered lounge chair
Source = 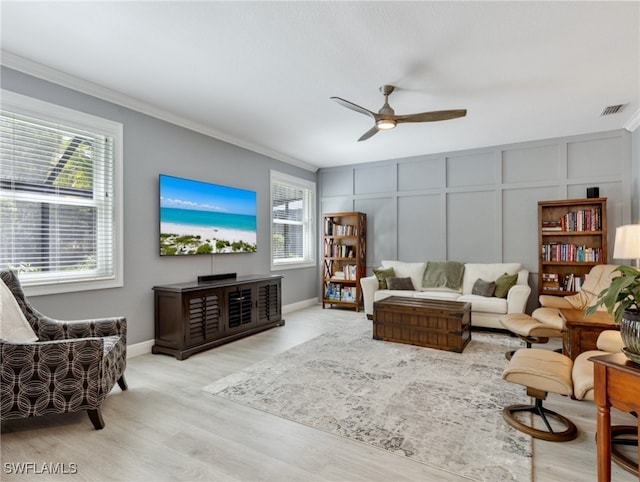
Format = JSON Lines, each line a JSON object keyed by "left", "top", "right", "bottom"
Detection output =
{"left": 500, "top": 264, "right": 619, "bottom": 354}
{"left": 0, "top": 269, "right": 127, "bottom": 429}
{"left": 502, "top": 329, "right": 638, "bottom": 476}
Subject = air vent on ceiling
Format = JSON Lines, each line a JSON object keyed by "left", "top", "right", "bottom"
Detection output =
{"left": 600, "top": 104, "right": 626, "bottom": 116}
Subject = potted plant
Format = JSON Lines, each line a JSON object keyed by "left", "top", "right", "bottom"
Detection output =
{"left": 586, "top": 265, "right": 640, "bottom": 363}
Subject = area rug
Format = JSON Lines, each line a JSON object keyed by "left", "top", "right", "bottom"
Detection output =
{"left": 203, "top": 320, "right": 532, "bottom": 481}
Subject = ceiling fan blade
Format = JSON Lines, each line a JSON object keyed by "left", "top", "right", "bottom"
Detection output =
{"left": 358, "top": 126, "right": 379, "bottom": 142}
{"left": 395, "top": 109, "right": 467, "bottom": 123}
{"left": 331, "top": 97, "right": 376, "bottom": 119}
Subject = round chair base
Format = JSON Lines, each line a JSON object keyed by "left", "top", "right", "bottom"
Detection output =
{"left": 611, "top": 425, "right": 639, "bottom": 476}
{"left": 503, "top": 404, "right": 578, "bottom": 442}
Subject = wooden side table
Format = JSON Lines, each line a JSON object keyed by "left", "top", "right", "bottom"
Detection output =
{"left": 560, "top": 309, "right": 617, "bottom": 360}
{"left": 590, "top": 352, "right": 640, "bottom": 482}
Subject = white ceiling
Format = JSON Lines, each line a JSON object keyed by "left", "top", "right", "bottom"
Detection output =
{"left": 1, "top": 1, "right": 639, "bottom": 172}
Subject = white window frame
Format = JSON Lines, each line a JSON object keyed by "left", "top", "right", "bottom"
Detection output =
{"left": 270, "top": 170, "right": 316, "bottom": 270}
{"left": 1, "top": 90, "right": 123, "bottom": 295}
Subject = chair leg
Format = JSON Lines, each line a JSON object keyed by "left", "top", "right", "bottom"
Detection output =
{"left": 117, "top": 375, "right": 128, "bottom": 391}
{"left": 87, "top": 409, "right": 105, "bottom": 430}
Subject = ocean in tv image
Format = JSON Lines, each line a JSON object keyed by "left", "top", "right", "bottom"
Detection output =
{"left": 159, "top": 174, "right": 257, "bottom": 255}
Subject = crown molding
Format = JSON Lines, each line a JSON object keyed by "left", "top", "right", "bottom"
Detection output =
{"left": 0, "top": 50, "right": 318, "bottom": 172}
{"left": 625, "top": 109, "right": 640, "bottom": 132}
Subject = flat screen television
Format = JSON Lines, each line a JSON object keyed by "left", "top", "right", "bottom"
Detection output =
{"left": 159, "top": 174, "right": 257, "bottom": 255}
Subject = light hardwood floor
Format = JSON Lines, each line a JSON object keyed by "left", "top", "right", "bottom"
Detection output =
{"left": 1, "top": 305, "right": 636, "bottom": 481}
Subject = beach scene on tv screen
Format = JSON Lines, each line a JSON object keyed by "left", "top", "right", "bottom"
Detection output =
{"left": 160, "top": 175, "right": 257, "bottom": 255}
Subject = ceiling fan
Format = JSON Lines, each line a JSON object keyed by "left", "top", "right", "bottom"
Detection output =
{"left": 330, "top": 85, "right": 467, "bottom": 142}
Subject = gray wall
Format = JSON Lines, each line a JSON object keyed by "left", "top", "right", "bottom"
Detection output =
{"left": 632, "top": 127, "right": 640, "bottom": 222}
{"left": 319, "top": 130, "right": 633, "bottom": 311}
{"left": 1, "top": 66, "right": 318, "bottom": 345}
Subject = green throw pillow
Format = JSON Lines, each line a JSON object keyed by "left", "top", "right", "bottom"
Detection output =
{"left": 373, "top": 267, "right": 396, "bottom": 289}
{"left": 494, "top": 273, "right": 518, "bottom": 298}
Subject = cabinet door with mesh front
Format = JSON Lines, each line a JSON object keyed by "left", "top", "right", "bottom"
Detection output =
{"left": 256, "top": 279, "right": 282, "bottom": 326}
{"left": 184, "top": 291, "right": 224, "bottom": 346}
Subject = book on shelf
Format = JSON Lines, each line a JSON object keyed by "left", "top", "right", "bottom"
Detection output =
{"left": 324, "top": 243, "right": 355, "bottom": 258}
{"left": 543, "top": 207, "right": 602, "bottom": 233}
{"left": 542, "top": 273, "right": 585, "bottom": 293}
{"left": 328, "top": 265, "right": 357, "bottom": 281}
{"left": 541, "top": 220, "right": 562, "bottom": 231}
{"left": 324, "top": 218, "right": 358, "bottom": 237}
{"left": 542, "top": 272, "right": 561, "bottom": 290}
{"left": 341, "top": 286, "right": 356, "bottom": 302}
{"left": 324, "top": 283, "right": 357, "bottom": 302}
{"left": 561, "top": 273, "right": 585, "bottom": 292}
{"left": 541, "top": 243, "right": 602, "bottom": 262}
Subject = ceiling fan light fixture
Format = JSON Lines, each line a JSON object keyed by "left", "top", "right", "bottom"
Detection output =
{"left": 331, "top": 85, "right": 466, "bottom": 141}
{"left": 376, "top": 119, "right": 396, "bottom": 130}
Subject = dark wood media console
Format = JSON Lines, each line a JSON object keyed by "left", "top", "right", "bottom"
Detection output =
{"left": 152, "top": 274, "right": 284, "bottom": 360}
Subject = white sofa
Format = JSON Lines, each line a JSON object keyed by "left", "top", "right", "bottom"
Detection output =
{"left": 361, "top": 260, "right": 531, "bottom": 329}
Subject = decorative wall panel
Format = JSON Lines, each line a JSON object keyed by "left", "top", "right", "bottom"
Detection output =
{"left": 398, "top": 157, "right": 442, "bottom": 191}
{"left": 446, "top": 152, "right": 495, "bottom": 187}
{"left": 320, "top": 169, "right": 353, "bottom": 198}
{"left": 354, "top": 164, "right": 395, "bottom": 195}
{"left": 567, "top": 136, "right": 623, "bottom": 178}
{"left": 447, "top": 190, "right": 497, "bottom": 262}
{"left": 502, "top": 145, "right": 560, "bottom": 183}
{"left": 397, "top": 194, "right": 444, "bottom": 262}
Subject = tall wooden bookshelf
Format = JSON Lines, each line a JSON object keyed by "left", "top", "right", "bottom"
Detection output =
{"left": 538, "top": 198, "right": 607, "bottom": 297}
{"left": 322, "top": 212, "right": 366, "bottom": 311}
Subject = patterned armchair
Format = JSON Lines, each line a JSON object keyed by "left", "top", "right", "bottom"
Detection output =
{"left": 0, "top": 269, "right": 127, "bottom": 429}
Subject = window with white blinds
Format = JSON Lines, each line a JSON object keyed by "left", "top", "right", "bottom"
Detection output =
{"left": 270, "top": 170, "right": 315, "bottom": 270}
{"left": 0, "top": 91, "right": 123, "bottom": 294}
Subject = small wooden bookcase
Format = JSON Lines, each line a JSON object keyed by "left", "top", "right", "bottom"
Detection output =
{"left": 538, "top": 197, "right": 607, "bottom": 297}
{"left": 322, "top": 212, "right": 366, "bottom": 311}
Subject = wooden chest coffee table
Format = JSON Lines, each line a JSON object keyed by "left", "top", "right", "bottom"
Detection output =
{"left": 373, "top": 296, "right": 471, "bottom": 353}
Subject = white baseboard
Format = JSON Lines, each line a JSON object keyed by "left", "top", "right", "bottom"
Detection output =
{"left": 127, "top": 339, "right": 155, "bottom": 359}
{"left": 127, "top": 297, "right": 319, "bottom": 358}
{"left": 282, "top": 297, "right": 318, "bottom": 314}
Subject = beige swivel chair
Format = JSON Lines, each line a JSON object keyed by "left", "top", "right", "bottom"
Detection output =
{"left": 500, "top": 264, "right": 620, "bottom": 354}
{"left": 502, "top": 330, "right": 637, "bottom": 475}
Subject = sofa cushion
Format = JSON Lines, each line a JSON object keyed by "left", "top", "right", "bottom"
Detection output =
{"left": 457, "top": 294, "right": 508, "bottom": 314}
{"left": 381, "top": 261, "right": 426, "bottom": 293}
{"left": 373, "top": 267, "right": 396, "bottom": 289}
{"left": 385, "top": 277, "right": 415, "bottom": 290}
{"left": 472, "top": 278, "right": 496, "bottom": 297}
{"left": 414, "top": 290, "right": 461, "bottom": 302}
{"left": 494, "top": 273, "right": 518, "bottom": 298}
{"left": 374, "top": 290, "right": 418, "bottom": 303}
{"left": 421, "top": 261, "right": 465, "bottom": 291}
{"left": 462, "top": 263, "right": 521, "bottom": 294}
